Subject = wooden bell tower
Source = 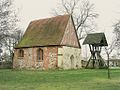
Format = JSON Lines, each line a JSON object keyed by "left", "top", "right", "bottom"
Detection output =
{"left": 83, "top": 33, "right": 108, "bottom": 68}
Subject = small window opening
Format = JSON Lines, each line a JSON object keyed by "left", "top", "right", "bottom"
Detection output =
{"left": 18, "top": 49, "right": 24, "bottom": 57}
{"left": 37, "top": 48, "right": 43, "bottom": 61}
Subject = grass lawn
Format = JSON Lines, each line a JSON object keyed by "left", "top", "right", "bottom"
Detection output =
{"left": 0, "top": 69, "right": 120, "bottom": 90}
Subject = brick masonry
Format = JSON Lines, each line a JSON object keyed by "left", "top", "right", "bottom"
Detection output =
{"left": 60, "top": 16, "right": 80, "bottom": 48}
{"left": 13, "top": 46, "right": 58, "bottom": 70}
{"left": 13, "top": 46, "right": 82, "bottom": 70}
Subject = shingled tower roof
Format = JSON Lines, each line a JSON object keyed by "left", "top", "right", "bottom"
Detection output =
{"left": 16, "top": 15, "right": 80, "bottom": 48}
{"left": 83, "top": 33, "right": 108, "bottom": 46}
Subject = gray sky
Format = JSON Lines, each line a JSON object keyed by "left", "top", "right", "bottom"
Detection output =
{"left": 14, "top": 0, "right": 120, "bottom": 38}
{"left": 14, "top": 0, "right": 120, "bottom": 58}
{"left": 14, "top": 0, "right": 58, "bottom": 30}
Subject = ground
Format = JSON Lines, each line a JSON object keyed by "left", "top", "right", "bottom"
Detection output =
{"left": 0, "top": 69, "right": 120, "bottom": 90}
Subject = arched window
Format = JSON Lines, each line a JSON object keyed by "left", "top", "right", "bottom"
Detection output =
{"left": 37, "top": 48, "right": 43, "bottom": 61}
{"left": 18, "top": 49, "right": 24, "bottom": 57}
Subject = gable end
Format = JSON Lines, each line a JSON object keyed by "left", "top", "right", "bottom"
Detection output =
{"left": 60, "top": 15, "right": 81, "bottom": 48}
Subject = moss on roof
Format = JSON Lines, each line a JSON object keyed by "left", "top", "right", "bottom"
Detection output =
{"left": 16, "top": 15, "right": 70, "bottom": 48}
{"left": 83, "top": 33, "right": 108, "bottom": 46}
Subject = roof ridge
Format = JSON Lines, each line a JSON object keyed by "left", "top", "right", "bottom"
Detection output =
{"left": 31, "top": 14, "right": 70, "bottom": 23}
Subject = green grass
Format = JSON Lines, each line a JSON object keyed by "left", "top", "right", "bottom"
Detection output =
{"left": 0, "top": 69, "right": 120, "bottom": 90}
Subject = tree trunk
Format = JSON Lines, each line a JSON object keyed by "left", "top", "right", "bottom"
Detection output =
{"left": 107, "top": 54, "right": 110, "bottom": 79}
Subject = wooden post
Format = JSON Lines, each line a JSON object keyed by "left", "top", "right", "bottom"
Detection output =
{"left": 85, "top": 44, "right": 92, "bottom": 68}
{"left": 86, "top": 44, "right": 106, "bottom": 68}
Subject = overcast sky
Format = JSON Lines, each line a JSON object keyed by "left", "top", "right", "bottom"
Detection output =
{"left": 14, "top": 0, "right": 120, "bottom": 42}
{"left": 14, "top": 0, "right": 120, "bottom": 40}
{"left": 14, "top": 0, "right": 120, "bottom": 58}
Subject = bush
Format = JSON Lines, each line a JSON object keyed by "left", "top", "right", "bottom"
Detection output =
{"left": 0, "top": 61, "right": 12, "bottom": 69}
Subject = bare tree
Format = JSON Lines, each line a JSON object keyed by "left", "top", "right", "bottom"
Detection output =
{"left": 4, "top": 30, "right": 23, "bottom": 62}
{"left": 104, "top": 39, "right": 116, "bottom": 79}
{"left": 104, "top": 20, "right": 120, "bottom": 79}
{"left": 53, "top": 0, "right": 98, "bottom": 40}
{"left": 0, "top": 0, "right": 21, "bottom": 62}
{"left": 114, "top": 21, "right": 120, "bottom": 48}
{"left": 0, "top": 0, "right": 18, "bottom": 39}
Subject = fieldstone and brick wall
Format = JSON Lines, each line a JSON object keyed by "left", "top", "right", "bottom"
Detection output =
{"left": 13, "top": 46, "right": 58, "bottom": 70}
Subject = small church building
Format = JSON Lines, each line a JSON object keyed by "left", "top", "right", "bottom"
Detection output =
{"left": 13, "top": 15, "right": 82, "bottom": 70}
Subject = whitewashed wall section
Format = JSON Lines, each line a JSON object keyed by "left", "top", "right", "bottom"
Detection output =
{"left": 58, "top": 46, "right": 81, "bottom": 69}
